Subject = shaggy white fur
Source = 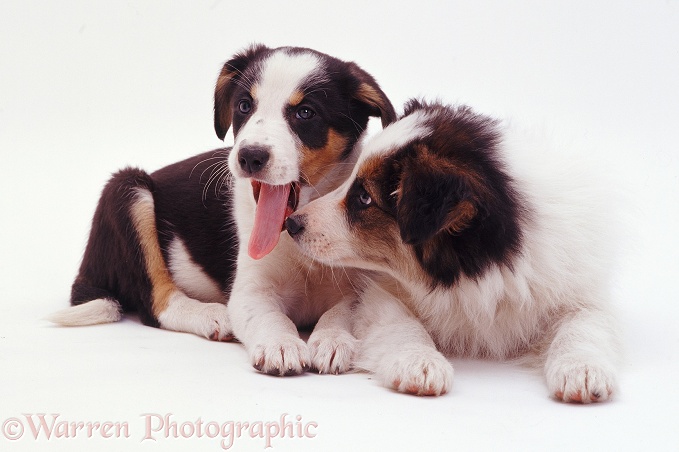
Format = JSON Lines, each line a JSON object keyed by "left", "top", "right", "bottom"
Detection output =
{"left": 288, "top": 104, "right": 621, "bottom": 402}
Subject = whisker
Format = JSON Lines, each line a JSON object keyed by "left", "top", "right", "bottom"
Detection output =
{"left": 223, "top": 63, "right": 256, "bottom": 90}
{"left": 188, "top": 151, "right": 234, "bottom": 205}
{"left": 190, "top": 156, "right": 225, "bottom": 179}
{"left": 339, "top": 111, "right": 366, "bottom": 136}
{"left": 302, "top": 87, "right": 328, "bottom": 98}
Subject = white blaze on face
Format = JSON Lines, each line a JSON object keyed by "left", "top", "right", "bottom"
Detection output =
{"left": 358, "top": 110, "right": 430, "bottom": 164}
{"left": 229, "top": 50, "right": 323, "bottom": 185}
{"left": 227, "top": 50, "right": 324, "bottom": 260}
{"left": 339, "top": 110, "right": 432, "bottom": 189}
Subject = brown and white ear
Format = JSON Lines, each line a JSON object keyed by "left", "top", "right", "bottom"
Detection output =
{"left": 213, "top": 44, "right": 269, "bottom": 140}
{"left": 348, "top": 62, "right": 397, "bottom": 127}
{"left": 396, "top": 153, "right": 477, "bottom": 245}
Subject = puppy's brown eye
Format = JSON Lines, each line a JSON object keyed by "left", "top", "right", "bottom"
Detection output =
{"left": 296, "top": 106, "right": 315, "bottom": 120}
{"left": 347, "top": 181, "right": 374, "bottom": 215}
{"left": 359, "top": 190, "right": 372, "bottom": 206}
{"left": 238, "top": 99, "right": 252, "bottom": 114}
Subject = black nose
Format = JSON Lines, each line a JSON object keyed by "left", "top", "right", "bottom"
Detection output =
{"left": 285, "top": 215, "right": 305, "bottom": 237}
{"left": 238, "top": 146, "right": 270, "bottom": 175}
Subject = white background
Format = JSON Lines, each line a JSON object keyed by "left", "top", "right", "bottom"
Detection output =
{"left": 1, "top": 1, "right": 678, "bottom": 451}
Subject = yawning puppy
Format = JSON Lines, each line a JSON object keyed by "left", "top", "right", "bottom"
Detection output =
{"left": 50, "top": 45, "right": 396, "bottom": 376}
{"left": 286, "top": 100, "right": 620, "bottom": 401}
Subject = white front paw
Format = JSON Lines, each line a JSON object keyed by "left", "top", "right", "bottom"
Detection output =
{"left": 251, "top": 335, "right": 310, "bottom": 376}
{"left": 308, "top": 328, "right": 357, "bottom": 375}
{"left": 546, "top": 359, "right": 616, "bottom": 403}
{"left": 380, "top": 349, "right": 454, "bottom": 396}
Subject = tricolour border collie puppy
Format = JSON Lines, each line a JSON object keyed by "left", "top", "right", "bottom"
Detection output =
{"left": 286, "top": 100, "right": 620, "bottom": 402}
{"left": 50, "top": 44, "right": 396, "bottom": 375}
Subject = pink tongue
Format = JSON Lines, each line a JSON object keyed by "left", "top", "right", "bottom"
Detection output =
{"left": 248, "top": 183, "right": 291, "bottom": 260}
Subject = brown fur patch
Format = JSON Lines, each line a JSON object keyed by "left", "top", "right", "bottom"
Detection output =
{"left": 356, "top": 155, "right": 392, "bottom": 207}
{"left": 355, "top": 82, "right": 396, "bottom": 127}
{"left": 408, "top": 143, "right": 493, "bottom": 210}
{"left": 356, "top": 83, "right": 382, "bottom": 106}
{"left": 415, "top": 143, "right": 485, "bottom": 191}
{"left": 443, "top": 200, "right": 477, "bottom": 234}
{"left": 352, "top": 209, "right": 403, "bottom": 266}
{"left": 288, "top": 90, "right": 304, "bottom": 106}
{"left": 345, "top": 184, "right": 405, "bottom": 268}
{"left": 214, "top": 70, "right": 238, "bottom": 136}
{"left": 357, "top": 155, "right": 383, "bottom": 182}
{"left": 129, "top": 190, "right": 177, "bottom": 317}
{"left": 215, "top": 72, "right": 234, "bottom": 97}
{"left": 300, "top": 128, "right": 348, "bottom": 186}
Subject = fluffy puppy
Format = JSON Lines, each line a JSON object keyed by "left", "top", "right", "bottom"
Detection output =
{"left": 50, "top": 45, "right": 396, "bottom": 376}
{"left": 286, "top": 100, "right": 620, "bottom": 401}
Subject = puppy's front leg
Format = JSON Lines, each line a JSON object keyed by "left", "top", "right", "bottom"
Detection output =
{"left": 307, "top": 297, "right": 358, "bottom": 374}
{"left": 353, "top": 281, "right": 453, "bottom": 396}
{"left": 228, "top": 275, "right": 309, "bottom": 376}
{"left": 544, "top": 306, "right": 619, "bottom": 403}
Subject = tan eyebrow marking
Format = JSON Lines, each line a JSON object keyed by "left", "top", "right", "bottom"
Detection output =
{"left": 288, "top": 90, "right": 304, "bottom": 106}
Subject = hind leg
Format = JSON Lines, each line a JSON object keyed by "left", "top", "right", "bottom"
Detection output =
{"left": 129, "top": 187, "right": 232, "bottom": 341}
{"left": 64, "top": 168, "right": 160, "bottom": 326}
{"left": 60, "top": 168, "right": 232, "bottom": 340}
{"left": 156, "top": 292, "right": 232, "bottom": 341}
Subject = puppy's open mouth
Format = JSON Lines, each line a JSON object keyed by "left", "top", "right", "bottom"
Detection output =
{"left": 248, "top": 180, "right": 300, "bottom": 260}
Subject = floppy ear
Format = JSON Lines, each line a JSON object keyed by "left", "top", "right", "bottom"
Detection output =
{"left": 396, "top": 151, "right": 477, "bottom": 245}
{"left": 347, "top": 62, "right": 397, "bottom": 127}
{"left": 213, "top": 44, "right": 269, "bottom": 140}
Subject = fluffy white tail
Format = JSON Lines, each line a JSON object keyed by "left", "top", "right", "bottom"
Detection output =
{"left": 47, "top": 298, "right": 122, "bottom": 326}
